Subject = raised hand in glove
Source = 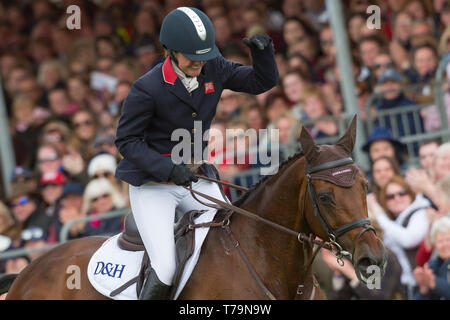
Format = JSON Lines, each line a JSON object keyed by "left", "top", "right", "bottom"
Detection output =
{"left": 169, "top": 164, "right": 199, "bottom": 186}
{"left": 243, "top": 34, "right": 272, "bottom": 50}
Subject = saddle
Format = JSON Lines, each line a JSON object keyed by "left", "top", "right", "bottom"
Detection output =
{"left": 109, "top": 163, "right": 224, "bottom": 299}
{"left": 110, "top": 210, "right": 207, "bottom": 299}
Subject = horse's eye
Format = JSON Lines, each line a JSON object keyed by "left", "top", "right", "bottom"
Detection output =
{"left": 317, "top": 193, "right": 333, "bottom": 205}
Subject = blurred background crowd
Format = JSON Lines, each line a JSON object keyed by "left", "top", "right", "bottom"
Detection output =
{"left": 0, "top": 0, "right": 449, "bottom": 300}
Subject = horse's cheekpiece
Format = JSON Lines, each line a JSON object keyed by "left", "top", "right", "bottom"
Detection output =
{"left": 305, "top": 157, "right": 374, "bottom": 265}
{"left": 4, "top": 116, "right": 386, "bottom": 299}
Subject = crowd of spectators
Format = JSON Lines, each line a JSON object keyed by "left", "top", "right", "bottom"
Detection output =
{"left": 0, "top": 0, "right": 449, "bottom": 300}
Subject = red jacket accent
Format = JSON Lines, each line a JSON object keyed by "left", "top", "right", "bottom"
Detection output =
{"left": 162, "top": 57, "right": 177, "bottom": 85}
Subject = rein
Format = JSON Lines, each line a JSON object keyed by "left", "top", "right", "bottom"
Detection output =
{"left": 305, "top": 157, "right": 375, "bottom": 265}
{"left": 183, "top": 177, "right": 333, "bottom": 250}
{"left": 184, "top": 158, "right": 375, "bottom": 299}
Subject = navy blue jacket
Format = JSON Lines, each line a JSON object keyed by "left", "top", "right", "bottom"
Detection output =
{"left": 115, "top": 44, "right": 278, "bottom": 186}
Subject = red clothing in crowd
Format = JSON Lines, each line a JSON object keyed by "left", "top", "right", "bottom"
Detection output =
{"left": 415, "top": 241, "right": 434, "bottom": 267}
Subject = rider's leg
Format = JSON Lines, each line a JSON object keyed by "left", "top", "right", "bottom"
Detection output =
{"left": 173, "top": 178, "right": 228, "bottom": 298}
{"left": 129, "top": 183, "right": 182, "bottom": 299}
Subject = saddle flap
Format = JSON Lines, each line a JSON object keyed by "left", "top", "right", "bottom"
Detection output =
{"left": 169, "top": 209, "right": 207, "bottom": 299}
{"left": 111, "top": 209, "right": 218, "bottom": 299}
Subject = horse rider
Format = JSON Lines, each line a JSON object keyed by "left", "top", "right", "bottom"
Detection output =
{"left": 114, "top": 6, "right": 278, "bottom": 300}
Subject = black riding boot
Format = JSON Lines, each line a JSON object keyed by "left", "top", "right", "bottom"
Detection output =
{"left": 138, "top": 268, "right": 172, "bottom": 300}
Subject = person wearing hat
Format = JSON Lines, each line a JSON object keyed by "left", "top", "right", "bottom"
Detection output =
{"left": 115, "top": 7, "right": 278, "bottom": 299}
{"left": 362, "top": 127, "right": 408, "bottom": 169}
{"left": 374, "top": 68, "right": 423, "bottom": 145}
{"left": 39, "top": 171, "right": 67, "bottom": 218}
{"left": 10, "top": 166, "right": 37, "bottom": 191}
{"left": 46, "top": 181, "right": 85, "bottom": 243}
{"left": 20, "top": 226, "right": 48, "bottom": 261}
{"left": 2, "top": 225, "right": 48, "bottom": 275}
{"left": 376, "top": 68, "right": 405, "bottom": 100}
{"left": 88, "top": 153, "right": 117, "bottom": 181}
{"left": 87, "top": 153, "right": 128, "bottom": 201}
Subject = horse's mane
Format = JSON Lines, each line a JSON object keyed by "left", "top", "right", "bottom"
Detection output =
{"left": 232, "top": 151, "right": 304, "bottom": 207}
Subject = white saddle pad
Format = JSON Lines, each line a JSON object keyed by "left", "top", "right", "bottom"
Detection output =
{"left": 88, "top": 210, "right": 215, "bottom": 300}
{"left": 87, "top": 234, "right": 144, "bottom": 300}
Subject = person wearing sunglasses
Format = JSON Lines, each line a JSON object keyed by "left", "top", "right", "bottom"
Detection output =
{"left": 372, "top": 52, "right": 395, "bottom": 80}
{"left": 20, "top": 226, "right": 48, "bottom": 261}
{"left": 367, "top": 175, "right": 431, "bottom": 298}
{"left": 87, "top": 153, "right": 128, "bottom": 201}
{"left": 80, "top": 178, "right": 126, "bottom": 238}
{"left": 6, "top": 181, "right": 51, "bottom": 240}
{"left": 87, "top": 153, "right": 117, "bottom": 182}
{"left": 70, "top": 109, "right": 98, "bottom": 161}
{"left": 36, "top": 144, "right": 62, "bottom": 175}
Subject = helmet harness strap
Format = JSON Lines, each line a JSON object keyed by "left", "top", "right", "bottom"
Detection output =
{"left": 168, "top": 49, "right": 179, "bottom": 66}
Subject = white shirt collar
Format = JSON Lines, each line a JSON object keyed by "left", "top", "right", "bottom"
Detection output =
{"left": 171, "top": 61, "right": 199, "bottom": 93}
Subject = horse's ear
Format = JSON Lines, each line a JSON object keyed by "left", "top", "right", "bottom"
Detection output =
{"left": 299, "top": 126, "right": 319, "bottom": 163}
{"left": 335, "top": 115, "right": 357, "bottom": 155}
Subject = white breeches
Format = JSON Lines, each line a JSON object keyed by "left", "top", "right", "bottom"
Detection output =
{"left": 129, "top": 179, "right": 226, "bottom": 289}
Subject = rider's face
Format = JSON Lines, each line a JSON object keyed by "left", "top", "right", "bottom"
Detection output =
{"left": 173, "top": 52, "right": 205, "bottom": 77}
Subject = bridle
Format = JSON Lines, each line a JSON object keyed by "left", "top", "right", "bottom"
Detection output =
{"left": 305, "top": 157, "right": 376, "bottom": 265}
{"left": 183, "top": 157, "right": 377, "bottom": 299}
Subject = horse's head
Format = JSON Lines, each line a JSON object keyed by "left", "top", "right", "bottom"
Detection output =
{"left": 299, "top": 116, "right": 387, "bottom": 283}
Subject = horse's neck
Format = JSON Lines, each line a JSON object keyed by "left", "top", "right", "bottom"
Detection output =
{"left": 231, "top": 157, "right": 310, "bottom": 298}
{"left": 239, "top": 156, "right": 307, "bottom": 231}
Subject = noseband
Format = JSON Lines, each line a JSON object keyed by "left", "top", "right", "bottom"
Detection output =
{"left": 183, "top": 157, "right": 377, "bottom": 299}
{"left": 305, "top": 157, "right": 375, "bottom": 265}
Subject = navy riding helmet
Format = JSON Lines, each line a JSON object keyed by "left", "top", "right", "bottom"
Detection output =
{"left": 159, "top": 7, "right": 220, "bottom": 62}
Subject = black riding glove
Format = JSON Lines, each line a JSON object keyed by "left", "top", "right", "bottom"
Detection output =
{"left": 169, "top": 164, "right": 199, "bottom": 186}
{"left": 243, "top": 34, "right": 272, "bottom": 50}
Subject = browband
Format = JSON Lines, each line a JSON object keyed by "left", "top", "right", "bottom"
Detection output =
{"left": 306, "top": 157, "right": 354, "bottom": 175}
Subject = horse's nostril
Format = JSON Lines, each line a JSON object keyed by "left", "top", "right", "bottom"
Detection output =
{"left": 356, "top": 257, "right": 376, "bottom": 270}
{"left": 355, "top": 257, "right": 380, "bottom": 284}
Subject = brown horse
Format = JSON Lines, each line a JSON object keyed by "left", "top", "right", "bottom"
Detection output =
{"left": 1, "top": 117, "right": 386, "bottom": 299}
